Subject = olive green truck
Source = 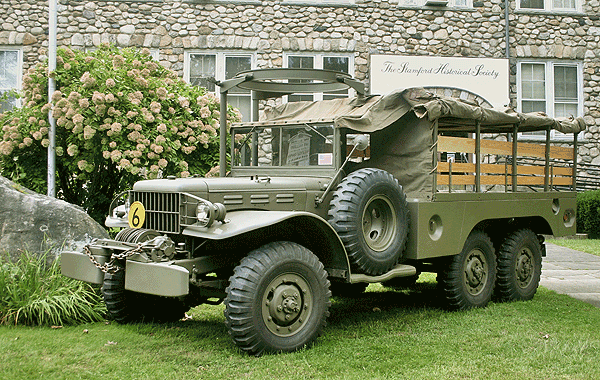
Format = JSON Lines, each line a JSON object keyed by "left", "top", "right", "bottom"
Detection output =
{"left": 61, "top": 69, "right": 586, "bottom": 355}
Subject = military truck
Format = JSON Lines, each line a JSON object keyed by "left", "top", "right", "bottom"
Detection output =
{"left": 61, "top": 68, "right": 586, "bottom": 355}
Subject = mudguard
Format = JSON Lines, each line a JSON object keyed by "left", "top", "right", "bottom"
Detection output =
{"left": 183, "top": 210, "right": 352, "bottom": 277}
{"left": 184, "top": 210, "right": 333, "bottom": 240}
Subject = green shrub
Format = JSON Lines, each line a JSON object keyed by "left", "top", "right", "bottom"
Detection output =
{"left": 0, "top": 252, "right": 106, "bottom": 326}
{"left": 577, "top": 190, "right": 600, "bottom": 237}
{"left": 0, "top": 44, "right": 240, "bottom": 224}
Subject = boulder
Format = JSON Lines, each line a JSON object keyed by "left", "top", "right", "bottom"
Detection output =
{"left": 0, "top": 176, "right": 109, "bottom": 262}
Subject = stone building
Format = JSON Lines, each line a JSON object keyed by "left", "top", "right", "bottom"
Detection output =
{"left": 1, "top": 0, "right": 599, "bottom": 163}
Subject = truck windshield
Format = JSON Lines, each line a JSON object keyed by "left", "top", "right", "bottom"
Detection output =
{"left": 232, "top": 124, "right": 335, "bottom": 167}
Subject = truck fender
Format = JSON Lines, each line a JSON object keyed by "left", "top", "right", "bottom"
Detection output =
{"left": 182, "top": 210, "right": 351, "bottom": 279}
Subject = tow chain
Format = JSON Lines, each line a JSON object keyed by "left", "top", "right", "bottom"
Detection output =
{"left": 83, "top": 244, "right": 145, "bottom": 275}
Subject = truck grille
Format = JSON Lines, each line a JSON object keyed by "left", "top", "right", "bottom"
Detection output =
{"left": 130, "top": 191, "right": 180, "bottom": 234}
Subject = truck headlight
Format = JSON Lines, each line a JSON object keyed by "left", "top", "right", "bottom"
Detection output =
{"left": 196, "top": 201, "right": 227, "bottom": 228}
{"left": 197, "top": 204, "right": 211, "bottom": 225}
{"left": 113, "top": 199, "right": 131, "bottom": 218}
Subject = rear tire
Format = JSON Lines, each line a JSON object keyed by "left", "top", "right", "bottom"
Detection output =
{"left": 439, "top": 231, "right": 496, "bottom": 310}
{"left": 496, "top": 229, "right": 542, "bottom": 302}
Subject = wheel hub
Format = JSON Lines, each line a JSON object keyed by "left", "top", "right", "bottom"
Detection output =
{"left": 464, "top": 249, "right": 488, "bottom": 295}
{"left": 362, "top": 196, "right": 397, "bottom": 252}
{"left": 269, "top": 285, "right": 301, "bottom": 323}
{"left": 262, "top": 274, "right": 312, "bottom": 337}
{"left": 515, "top": 248, "right": 533, "bottom": 288}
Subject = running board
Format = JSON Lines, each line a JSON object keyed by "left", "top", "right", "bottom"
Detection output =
{"left": 350, "top": 264, "right": 417, "bottom": 284}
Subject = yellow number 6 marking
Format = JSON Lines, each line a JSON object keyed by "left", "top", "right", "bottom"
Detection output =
{"left": 128, "top": 201, "right": 146, "bottom": 229}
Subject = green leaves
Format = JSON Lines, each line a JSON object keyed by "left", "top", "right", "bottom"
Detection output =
{"left": 577, "top": 190, "right": 600, "bottom": 237}
{"left": 0, "top": 44, "right": 241, "bottom": 224}
{"left": 0, "top": 252, "right": 105, "bottom": 326}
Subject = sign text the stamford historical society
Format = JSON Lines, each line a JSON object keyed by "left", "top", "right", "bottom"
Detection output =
{"left": 370, "top": 55, "right": 509, "bottom": 108}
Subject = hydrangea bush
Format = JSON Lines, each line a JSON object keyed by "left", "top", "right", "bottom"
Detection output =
{"left": 0, "top": 44, "right": 240, "bottom": 223}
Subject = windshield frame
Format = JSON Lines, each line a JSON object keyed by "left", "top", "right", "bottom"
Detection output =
{"left": 230, "top": 121, "right": 342, "bottom": 178}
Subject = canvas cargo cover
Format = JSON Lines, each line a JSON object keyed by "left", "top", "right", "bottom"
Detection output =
{"left": 261, "top": 87, "right": 586, "bottom": 134}
{"left": 257, "top": 87, "right": 587, "bottom": 196}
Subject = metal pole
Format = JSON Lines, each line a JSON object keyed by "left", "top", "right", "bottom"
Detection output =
{"left": 572, "top": 132, "right": 578, "bottom": 191}
{"left": 47, "top": 0, "right": 57, "bottom": 197}
{"left": 475, "top": 121, "right": 481, "bottom": 193}
{"left": 431, "top": 119, "right": 438, "bottom": 198}
{"left": 512, "top": 125, "right": 518, "bottom": 192}
{"left": 544, "top": 126, "right": 551, "bottom": 191}
{"left": 448, "top": 160, "right": 452, "bottom": 193}
{"left": 251, "top": 91, "right": 259, "bottom": 166}
{"left": 505, "top": 0, "right": 510, "bottom": 59}
{"left": 219, "top": 91, "right": 227, "bottom": 177}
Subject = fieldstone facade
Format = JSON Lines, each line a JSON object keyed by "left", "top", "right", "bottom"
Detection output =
{"left": 1, "top": 0, "right": 599, "bottom": 163}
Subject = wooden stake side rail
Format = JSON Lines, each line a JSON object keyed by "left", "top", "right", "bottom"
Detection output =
{"left": 436, "top": 174, "right": 573, "bottom": 186}
{"left": 437, "top": 136, "right": 574, "bottom": 160}
{"left": 436, "top": 135, "right": 575, "bottom": 190}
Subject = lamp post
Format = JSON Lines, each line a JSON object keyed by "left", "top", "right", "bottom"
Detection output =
{"left": 47, "top": 0, "right": 57, "bottom": 197}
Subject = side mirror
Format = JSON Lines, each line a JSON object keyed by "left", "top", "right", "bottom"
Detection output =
{"left": 354, "top": 135, "right": 369, "bottom": 152}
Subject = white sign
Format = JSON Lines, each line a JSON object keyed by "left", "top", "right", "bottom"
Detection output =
{"left": 370, "top": 55, "right": 509, "bottom": 108}
{"left": 286, "top": 132, "right": 311, "bottom": 166}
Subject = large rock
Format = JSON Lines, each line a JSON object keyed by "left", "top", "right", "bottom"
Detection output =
{"left": 0, "top": 176, "right": 109, "bottom": 262}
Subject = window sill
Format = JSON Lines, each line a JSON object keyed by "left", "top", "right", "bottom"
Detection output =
{"left": 515, "top": 9, "right": 585, "bottom": 17}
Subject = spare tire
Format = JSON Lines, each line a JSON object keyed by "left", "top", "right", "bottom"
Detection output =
{"left": 327, "top": 168, "right": 410, "bottom": 275}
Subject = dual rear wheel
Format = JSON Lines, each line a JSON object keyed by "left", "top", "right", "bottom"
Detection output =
{"left": 440, "top": 228, "right": 542, "bottom": 310}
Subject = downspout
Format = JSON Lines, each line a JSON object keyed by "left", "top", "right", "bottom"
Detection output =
{"left": 505, "top": 0, "right": 510, "bottom": 59}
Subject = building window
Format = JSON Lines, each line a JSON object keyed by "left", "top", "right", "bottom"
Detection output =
{"left": 185, "top": 52, "right": 254, "bottom": 122}
{"left": 284, "top": 53, "right": 354, "bottom": 102}
{"left": 518, "top": 0, "right": 579, "bottom": 12}
{"left": 0, "top": 48, "right": 21, "bottom": 112}
{"left": 398, "top": 0, "right": 473, "bottom": 7}
{"left": 517, "top": 61, "right": 583, "bottom": 139}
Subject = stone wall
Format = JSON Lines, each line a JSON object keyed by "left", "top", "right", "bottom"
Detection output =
{"left": 1, "top": 0, "right": 599, "bottom": 163}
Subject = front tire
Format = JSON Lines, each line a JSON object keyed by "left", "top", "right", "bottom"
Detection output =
{"left": 224, "top": 241, "right": 331, "bottom": 355}
{"left": 496, "top": 229, "right": 542, "bottom": 302}
{"left": 102, "top": 268, "right": 187, "bottom": 323}
{"left": 102, "top": 228, "right": 187, "bottom": 323}
{"left": 439, "top": 231, "right": 496, "bottom": 310}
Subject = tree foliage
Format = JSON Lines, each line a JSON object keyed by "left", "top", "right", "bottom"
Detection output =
{"left": 577, "top": 190, "right": 600, "bottom": 237}
{"left": 0, "top": 45, "right": 240, "bottom": 223}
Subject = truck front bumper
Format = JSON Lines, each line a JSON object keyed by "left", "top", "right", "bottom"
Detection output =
{"left": 61, "top": 250, "right": 108, "bottom": 285}
{"left": 61, "top": 251, "right": 190, "bottom": 297}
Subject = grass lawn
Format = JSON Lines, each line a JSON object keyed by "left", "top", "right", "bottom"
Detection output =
{"left": 1, "top": 279, "right": 599, "bottom": 380}
{"left": 548, "top": 238, "right": 600, "bottom": 257}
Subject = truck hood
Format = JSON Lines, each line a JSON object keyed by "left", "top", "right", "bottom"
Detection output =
{"left": 132, "top": 176, "right": 326, "bottom": 194}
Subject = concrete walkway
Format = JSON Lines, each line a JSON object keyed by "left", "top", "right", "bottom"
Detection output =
{"left": 541, "top": 243, "right": 600, "bottom": 308}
